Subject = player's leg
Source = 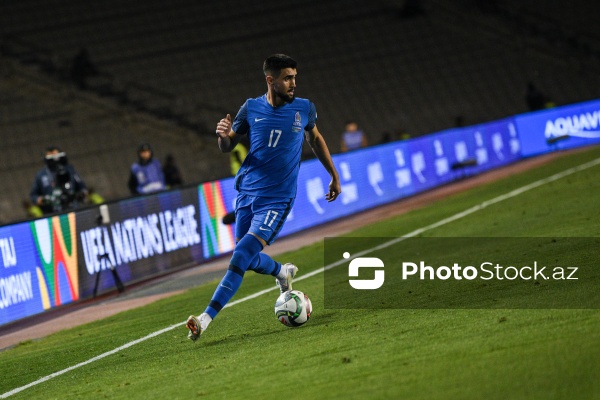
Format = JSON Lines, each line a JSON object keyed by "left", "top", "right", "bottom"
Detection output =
{"left": 233, "top": 193, "right": 253, "bottom": 242}
{"left": 245, "top": 243, "right": 297, "bottom": 292}
{"left": 245, "top": 197, "right": 297, "bottom": 292}
{"left": 188, "top": 233, "right": 264, "bottom": 340}
{"left": 187, "top": 194, "right": 257, "bottom": 340}
{"left": 187, "top": 196, "right": 295, "bottom": 340}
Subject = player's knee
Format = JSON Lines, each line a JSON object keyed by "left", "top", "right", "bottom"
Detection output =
{"left": 249, "top": 232, "right": 268, "bottom": 247}
{"left": 230, "top": 234, "right": 264, "bottom": 271}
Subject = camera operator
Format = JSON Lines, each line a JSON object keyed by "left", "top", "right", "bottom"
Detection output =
{"left": 29, "top": 146, "right": 88, "bottom": 214}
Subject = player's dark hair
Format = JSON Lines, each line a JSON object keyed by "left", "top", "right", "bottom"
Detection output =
{"left": 263, "top": 54, "right": 297, "bottom": 77}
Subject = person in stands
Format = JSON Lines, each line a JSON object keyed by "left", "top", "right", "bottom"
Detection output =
{"left": 127, "top": 143, "right": 166, "bottom": 195}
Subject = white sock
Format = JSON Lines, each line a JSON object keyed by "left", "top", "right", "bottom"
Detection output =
{"left": 276, "top": 264, "right": 288, "bottom": 280}
{"left": 200, "top": 313, "right": 212, "bottom": 331}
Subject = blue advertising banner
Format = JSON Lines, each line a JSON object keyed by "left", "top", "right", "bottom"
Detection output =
{"left": 77, "top": 188, "right": 203, "bottom": 298}
{"left": 1, "top": 214, "right": 79, "bottom": 326}
{"left": 516, "top": 99, "right": 600, "bottom": 157}
{"left": 0, "top": 222, "right": 42, "bottom": 326}
{"left": 281, "top": 117, "right": 521, "bottom": 237}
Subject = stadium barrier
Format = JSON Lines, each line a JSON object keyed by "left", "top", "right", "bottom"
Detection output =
{"left": 2, "top": 98, "right": 599, "bottom": 327}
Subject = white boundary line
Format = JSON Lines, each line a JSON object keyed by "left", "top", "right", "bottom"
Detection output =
{"left": 3, "top": 156, "right": 600, "bottom": 398}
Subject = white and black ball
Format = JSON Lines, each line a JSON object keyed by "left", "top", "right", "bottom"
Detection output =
{"left": 274, "top": 290, "right": 312, "bottom": 327}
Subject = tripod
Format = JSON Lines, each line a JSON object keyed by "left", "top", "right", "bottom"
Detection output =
{"left": 92, "top": 252, "right": 125, "bottom": 297}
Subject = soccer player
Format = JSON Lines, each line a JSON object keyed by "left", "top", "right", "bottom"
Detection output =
{"left": 186, "top": 54, "right": 341, "bottom": 341}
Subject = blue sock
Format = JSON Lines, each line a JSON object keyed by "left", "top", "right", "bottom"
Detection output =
{"left": 248, "top": 253, "right": 281, "bottom": 276}
{"left": 204, "top": 235, "right": 263, "bottom": 319}
{"left": 205, "top": 267, "right": 244, "bottom": 319}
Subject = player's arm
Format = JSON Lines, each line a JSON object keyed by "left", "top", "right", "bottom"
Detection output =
{"left": 218, "top": 130, "right": 241, "bottom": 154}
{"left": 215, "top": 114, "right": 242, "bottom": 153}
{"left": 305, "top": 125, "right": 341, "bottom": 202}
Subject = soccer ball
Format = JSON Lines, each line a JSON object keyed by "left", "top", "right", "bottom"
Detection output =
{"left": 274, "top": 290, "right": 312, "bottom": 327}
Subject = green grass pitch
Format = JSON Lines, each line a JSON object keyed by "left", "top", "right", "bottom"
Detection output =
{"left": 1, "top": 145, "right": 599, "bottom": 399}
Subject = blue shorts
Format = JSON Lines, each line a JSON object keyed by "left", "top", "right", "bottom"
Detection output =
{"left": 235, "top": 193, "right": 294, "bottom": 245}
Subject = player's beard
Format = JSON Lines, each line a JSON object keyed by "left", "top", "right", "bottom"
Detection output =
{"left": 276, "top": 89, "right": 295, "bottom": 103}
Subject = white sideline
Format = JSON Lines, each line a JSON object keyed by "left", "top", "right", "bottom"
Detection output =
{"left": 3, "top": 156, "right": 600, "bottom": 398}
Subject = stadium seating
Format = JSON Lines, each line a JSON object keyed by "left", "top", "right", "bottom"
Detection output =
{"left": 0, "top": 0, "right": 598, "bottom": 224}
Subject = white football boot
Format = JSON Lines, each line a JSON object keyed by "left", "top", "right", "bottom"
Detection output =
{"left": 186, "top": 313, "right": 211, "bottom": 341}
{"left": 275, "top": 263, "right": 298, "bottom": 293}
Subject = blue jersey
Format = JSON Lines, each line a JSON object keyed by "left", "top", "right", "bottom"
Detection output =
{"left": 232, "top": 94, "right": 316, "bottom": 199}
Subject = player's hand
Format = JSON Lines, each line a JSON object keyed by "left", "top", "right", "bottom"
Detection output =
{"left": 216, "top": 114, "right": 232, "bottom": 139}
{"left": 325, "top": 179, "right": 341, "bottom": 202}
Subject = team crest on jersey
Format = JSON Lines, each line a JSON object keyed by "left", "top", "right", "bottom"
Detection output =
{"left": 292, "top": 112, "right": 302, "bottom": 133}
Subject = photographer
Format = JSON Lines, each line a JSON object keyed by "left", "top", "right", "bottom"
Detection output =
{"left": 29, "top": 146, "right": 88, "bottom": 214}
